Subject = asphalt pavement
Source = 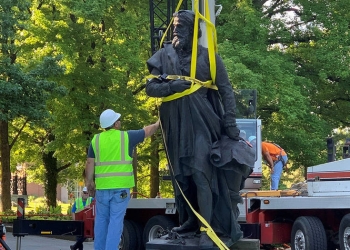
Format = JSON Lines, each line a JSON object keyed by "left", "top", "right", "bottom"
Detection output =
{"left": 2, "top": 234, "right": 94, "bottom": 250}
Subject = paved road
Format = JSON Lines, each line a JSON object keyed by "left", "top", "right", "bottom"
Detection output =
{"left": 2, "top": 234, "right": 94, "bottom": 250}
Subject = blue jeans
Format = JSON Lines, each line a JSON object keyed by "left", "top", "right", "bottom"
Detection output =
{"left": 271, "top": 155, "right": 288, "bottom": 190}
{"left": 94, "top": 188, "right": 130, "bottom": 250}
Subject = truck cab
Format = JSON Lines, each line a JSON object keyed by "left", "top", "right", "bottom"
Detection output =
{"left": 237, "top": 118, "right": 262, "bottom": 190}
{"left": 235, "top": 89, "right": 262, "bottom": 190}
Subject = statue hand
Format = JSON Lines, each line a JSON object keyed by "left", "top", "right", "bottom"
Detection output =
{"left": 170, "top": 80, "right": 191, "bottom": 93}
{"left": 225, "top": 125, "right": 240, "bottom": 141}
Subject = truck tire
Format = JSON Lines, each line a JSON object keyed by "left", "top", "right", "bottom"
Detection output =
{"left": 142, "top": 215, "right": 176, "bottom": 246}
{"left": 130, "top": 220, "right": 144, "bottom": 250}
{"left": 291, "top": 216, "right": 327, "bottom": 250}
{"left": 339, "top": 214, "right": 350, "bottom": 250}
{"left": 119, "top": 219, "right": 138, "bottom": 250}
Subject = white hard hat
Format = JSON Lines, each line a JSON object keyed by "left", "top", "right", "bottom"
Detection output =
{"left": 100, "top": 109, "right": 121, "bottom": 129}
{"left": 82, "top": 187, "right": 88, "bottom": 192}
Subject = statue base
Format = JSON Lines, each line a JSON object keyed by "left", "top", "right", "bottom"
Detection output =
{"left": 145, "top": 234, "right": 220, "bottom": 250}
{"left": 146, "top": 234, "right": 261, "bottom": 250}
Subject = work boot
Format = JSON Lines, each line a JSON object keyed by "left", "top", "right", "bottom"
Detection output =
{"left": 77, "top": 242, "right": 83, "bottom": 250}
{"left": 199, "top": 233, "right": 213, "bottom": 249}
{"left": 172, "top": 219, "right": 198, "bottom": 234}
{"left": 69, "top": 245, "right": 75, "bottom": 250}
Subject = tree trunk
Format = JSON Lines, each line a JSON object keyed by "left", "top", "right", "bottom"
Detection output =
{"left": 42, "top": 150, "right": 58, "bottom": 208}
{"left": 0, "top": 120, "right": 12, "bottom": 212}
{"left": 149, "top": 135, "right": 160, "bottom": 198}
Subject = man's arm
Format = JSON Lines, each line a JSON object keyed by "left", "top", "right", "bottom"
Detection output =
{"left": 143, "top": 120, "right": 160, "bottom": 138}
{"left": 85, "top": 157, "right": 95, "bottom": 193}
{"left": 71, "top": 202, "right": 77, "bottom": 220}
{"left": 262, "top": 151, "right": 274, "bottom": 171}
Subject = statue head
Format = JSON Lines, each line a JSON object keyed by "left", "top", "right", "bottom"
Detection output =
{"left": 172, "top": 10, "right": 202, "bottom": 51}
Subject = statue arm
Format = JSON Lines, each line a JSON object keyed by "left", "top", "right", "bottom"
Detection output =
{"left": 145, "top": 67, "right": 174, "bottom": 97}
{"left": 215, "top": 55, "right": 240, "bottom": 140}
{"left": 146, "top": 68, "right": 191, "bottom": 97}
{"left": 215, "top": 55, "right": 237, "bottom": 125}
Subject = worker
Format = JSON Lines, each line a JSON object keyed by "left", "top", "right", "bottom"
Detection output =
{"left": 85, "top": 109, "right": 160, "bottom": 250}
{"left": 145, "top": 10, "right": 244, "bottom": 248}
{"left": 261, "top": 141, "right": 288, "bottom": 190}
{"left": 70, "top": 187, "right": 93, "bottom": 250}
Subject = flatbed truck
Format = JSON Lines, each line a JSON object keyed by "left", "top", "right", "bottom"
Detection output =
{"left": 7, "top": 130, "right": 350, "bottom": 250}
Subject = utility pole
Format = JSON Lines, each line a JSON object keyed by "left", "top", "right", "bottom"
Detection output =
{"left": 197, "top": 0, "right": 216, "bottom": 48}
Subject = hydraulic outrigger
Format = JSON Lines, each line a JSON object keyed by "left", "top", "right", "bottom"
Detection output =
{"left": 2, "top": 198, "right": 91, "bottom": 250}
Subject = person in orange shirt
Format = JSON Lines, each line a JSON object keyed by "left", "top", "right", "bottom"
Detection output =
{"left": 261, "top": 141, "right": 288, "bottom": 190}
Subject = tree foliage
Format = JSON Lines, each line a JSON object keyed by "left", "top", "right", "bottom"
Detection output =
{"left": 7, "top": 0, "right": 155, "bottom": 206}
{"left": 217, "top": 0, "right": 349, "bottom": 176}
{"left": 2, "top": 0, "right": 350, "bottom": 209}
{"left": 0, "top": 0, "right": 65, "bottom": 211}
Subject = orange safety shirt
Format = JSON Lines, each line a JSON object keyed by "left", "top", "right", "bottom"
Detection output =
{"left": 261, "top": 141, "right": 287, "bottom": 161}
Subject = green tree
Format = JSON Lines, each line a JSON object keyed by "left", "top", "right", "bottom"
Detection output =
{"left": 216, "top": 0, "right": 348, "bottom": 180}
{"left": 8, "top": 0, "right": 349, "bottom": 200}
{"left": 0, "top": 0, "right": 65, "bottom": 211}
{"left": 9, "top": 0, "right": 158, "bottom": 205}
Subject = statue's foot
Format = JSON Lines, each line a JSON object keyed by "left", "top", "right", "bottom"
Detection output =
{"left": 172, "top": 220, "right": 198, "bottom": 234}
{"left": 199, "top": 233, "right": 213, "bottom": 249}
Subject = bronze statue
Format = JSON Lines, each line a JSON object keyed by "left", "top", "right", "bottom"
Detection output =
{"left": 146, "top": 10, "right": 252, "bottom": 248}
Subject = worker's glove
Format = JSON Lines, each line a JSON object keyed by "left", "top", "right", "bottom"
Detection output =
{"left": 225, "top": 123, "right": 240, "bottom": 141}
{"left": 169, "top": 79, "right": 192, "bottom": 93}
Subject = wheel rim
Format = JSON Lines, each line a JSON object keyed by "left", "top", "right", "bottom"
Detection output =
{"left": 148, "top": 225, "right": 166, "bottom": 241}
{"left": 294, "top": 229, "right": 306, "bottom": 250}
{"left": 343, "top": 226, "right": 350, "bottom": 250}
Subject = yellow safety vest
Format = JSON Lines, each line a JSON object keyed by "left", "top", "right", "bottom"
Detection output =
{"left": 75, "top": 197, "right": 92, "bottom": 212}
{"left": 92, "top": 130, "right": 134, "bottom": 189}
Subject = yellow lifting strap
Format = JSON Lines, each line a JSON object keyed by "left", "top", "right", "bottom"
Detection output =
{"left": 173, "top": 176, "right": 230, "bottom": 250}
{"left": 145, "top": 74, "right": 217, "bottom": 102}
{"left": 158, "top": 0, "right": 218, "bottom": 85}
{"left": 159, "top": 0, "right": 183, "bottom": 47}
{"left": 201, "top": 227, "right": 231, "bottom": 250}
{"left": 163, "top": 75, "right": 217, "bottom": 102}
{"left": 156, "top": 1, "right": 227, "bottom": 249}
{"left": 191, "top": 0, "right": 218, "bottom": 83}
